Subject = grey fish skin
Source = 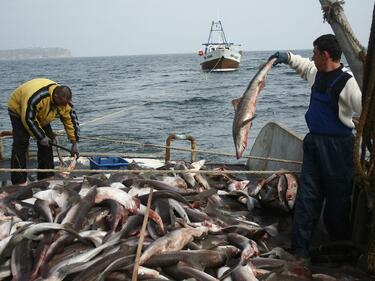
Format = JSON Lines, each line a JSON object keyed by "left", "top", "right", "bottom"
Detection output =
{"left": 231, "top": 264, "right": 259, "bottom": 281}
{"left": 183, "top": 206, "right": 210, "bottom": 222}
{"left": 137, "top": 189, "right": 191, "bottom": 207}
{"left": 85, "top": 174, "right": 110, "bottom": 187}
{"left": 29, "top": 232, "right": 54, "bottom": 280}
{"left": 164, "top": 265, "right": 220, "bottom": 281}
{"left": 11, "top": 239, "right": 33, "bottom": 281}
{"left": 168, "top": 199, "right": 190, "bottom": 223}
{"left": 130, "top": 179, "right": 198, "bottom": 195}
{"left": 68, "top": 250, "right": 135, "bottom": 281}
{"left": 41, "top": 188, "right": 98, "bottom": 272}
{"left": 174, "top": 162, "right": 196, "bottom": 188}
{"left": 34, "top": 199, "right": 54, "bottom": 222}
{"left": 144, "top": 247, "right": 240, "bottom": 269}
{"left": 232, "top": 58, "right": 276, "bottom": 159}
{"left": 47, "top": 238, "right": 120, "bottom": 276}
{"left": 139, "top": 226, "right": 207, "bottom": 265}
{"left": 227, "top": 233, "right": 259, "bottom": 264}
{"left": 0, "top": 188, "right": 34, "bottom": 218}
{"left": 106, "top": 214, "right": 144, "bottom": 242}
{"left": 0, "top": 222, "right": 85, "bottom": 259}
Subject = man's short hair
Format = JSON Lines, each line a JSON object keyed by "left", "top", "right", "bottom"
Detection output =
{"left": 313, "top": 34, "right": 342, "bottom": 61}
{"left": 54, "top": 86, "right": 72, "bottom": 101}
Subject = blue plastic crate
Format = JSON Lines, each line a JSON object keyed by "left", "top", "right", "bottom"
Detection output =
{"left": 89, "top": 156, "right": 129, "bottom": 170}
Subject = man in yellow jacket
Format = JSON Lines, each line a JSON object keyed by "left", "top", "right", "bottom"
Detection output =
{"left": 8, "top": 78, "right": 80, "bottom": 185}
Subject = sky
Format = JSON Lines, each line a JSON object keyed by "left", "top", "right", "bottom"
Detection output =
{"left": 0, "top": 0, "right": 373, "bottom": 57}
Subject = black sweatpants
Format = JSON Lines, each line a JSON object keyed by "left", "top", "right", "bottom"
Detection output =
{"left": 9, "top": 111, "right": 54, "bottom": 184}
{"left": 291, "top": 133, "right": 355, "bottom": 258}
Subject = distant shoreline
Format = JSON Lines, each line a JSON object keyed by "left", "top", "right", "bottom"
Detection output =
{"left": 0, "top": 48, "right": 72, "bottom": 60}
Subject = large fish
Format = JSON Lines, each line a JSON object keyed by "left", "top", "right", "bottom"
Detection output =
{"left": 232, "top": 58, "right": 276, "bottom": 159}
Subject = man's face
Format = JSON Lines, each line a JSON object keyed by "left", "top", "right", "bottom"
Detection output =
{"left": 53, "top": 92, "right": 69, "bottom": 106}
{"left": 312, "top": 46, "right": 326, "bottom": 71}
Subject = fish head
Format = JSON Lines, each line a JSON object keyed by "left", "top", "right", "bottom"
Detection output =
{"left": 241, "top": 244, "right": 256, "bottom": 264}
{"left": 235, "top": 138, "right": 247, "bottom": 160}
{"left": 227, "top": 179, "right": 250, "bottom": 192}
{"left": 277, "top": 174, "right": 288, "bottom": 204}
{"left": 286, "top": 187, "right": 297, "bottom": 209}
{"left": 233, "top": 111, "right": 256, "bottom": 159}
{"left": 285, "top": 173, "right": 298, "bottom": 210}
{"left": 234, "top": 121, "right": 251, "bottom": 159}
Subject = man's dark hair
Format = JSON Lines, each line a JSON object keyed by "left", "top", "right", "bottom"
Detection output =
{"left": 54, "top": 86, "right": 72, "bottom": 101}
{"left": 313, "top": 34, "right": 342, "bottom": 61}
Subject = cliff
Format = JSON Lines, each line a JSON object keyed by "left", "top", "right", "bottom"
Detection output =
{"left": 0, "top": 48, "right": 72, "bottom": 60}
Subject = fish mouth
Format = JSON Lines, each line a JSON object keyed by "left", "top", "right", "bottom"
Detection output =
{"left": 236, "top": 151, "right": 242, "bottom": 159}
{"left": 235, "top": 144, "right": 246, "bottom": 159}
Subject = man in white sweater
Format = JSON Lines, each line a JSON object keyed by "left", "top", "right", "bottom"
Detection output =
{"left": 268, "top": 34, "right": 362, "bottom": 263}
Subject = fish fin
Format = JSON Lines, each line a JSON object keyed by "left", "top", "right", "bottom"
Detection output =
{"left": 259, "top": 79, "right": 266, "bottom": 91}
{"left": 219, "top": 263, "right": 241, "bottom": 280}
{"left": 231, "top": 98, "right": 242, "bottom": 111}
{"left": 264, "top": 222, "right": 279, "bottom": 237}
{"left": 241, "top": 114, "right": 257, "bottom": 127}
{"left": 185, "top": 257, "right": 205, "bottom": 271}
{"left": 198, "top": 188, "right": 217, "bottom": 200}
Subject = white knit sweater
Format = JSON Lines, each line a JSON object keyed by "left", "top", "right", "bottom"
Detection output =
{"left": 287, "top": 52, "right": 362, "bottom": 129}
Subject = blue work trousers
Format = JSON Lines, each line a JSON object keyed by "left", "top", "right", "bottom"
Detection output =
{"left": 291, "top": 133, "right": 355, "bottom": 258}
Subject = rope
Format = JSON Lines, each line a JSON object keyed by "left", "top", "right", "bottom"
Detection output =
{"left": 78, "top": 135, "right": 302, "bottom": 164}
{"left": 321, "top": 1, "right": 367, "bottom": 57}
{"left": 352, "top": 1, "right": 375, "bottom": 273}
{"left": 54, "top": 137, "right": 67, "bottom": 167}
{"left": 2, "top": 132, "right": 302, "bottom": 164}
{"left": 132, "top": 187, "right": 153, "bottom": 281}
{"left": 354, "top": 1, "right": 375, "bottom": 187}
{"left": 79, "top": 106, "right": 139, "bottom": 127}
{"left": 204, "top": 56, "right": 224, "bottom": 79}
{"left": 208, "top": 56, "right": 223, "bottom": 73}
{"left": 0, "top": 168, "right": 301, "bottom": 175}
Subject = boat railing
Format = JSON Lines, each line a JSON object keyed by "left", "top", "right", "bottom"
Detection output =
{"left": 202, "top": 42, "right": 236, "bottom": 46}
{"left": 0, "top": 126, "right": 303, "bottom": 184}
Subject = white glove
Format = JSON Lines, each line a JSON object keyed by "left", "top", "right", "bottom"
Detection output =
{"left": 39, "top": 136, "right": 51, "bottom": 146}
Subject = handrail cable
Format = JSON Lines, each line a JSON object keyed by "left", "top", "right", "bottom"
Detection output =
{"left": 0, "top": 133, "right": 301, "bottom": 164}
{"left": 77, "top": 135, "right": 302, "bottom": 164}
{"left": 0, "top": 167, "right": 301, "bottom": 175}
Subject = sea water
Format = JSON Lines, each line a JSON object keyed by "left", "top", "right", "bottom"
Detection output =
{"left": 0, "top": 50, "right": 313, "bottom": 163}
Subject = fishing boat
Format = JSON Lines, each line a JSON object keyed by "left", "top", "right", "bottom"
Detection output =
{"left": 198, "top": 20, "right": 242, "bottom": 72}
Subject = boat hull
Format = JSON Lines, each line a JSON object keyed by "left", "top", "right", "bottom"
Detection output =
{"left": 200, "top": 49, "right": 241, "bottom": 72}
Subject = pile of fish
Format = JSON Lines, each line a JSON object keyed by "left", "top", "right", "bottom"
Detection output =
{"left": 0, "top": 160, "right": 359, "bottom": 280}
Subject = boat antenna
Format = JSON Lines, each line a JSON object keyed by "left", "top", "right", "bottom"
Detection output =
{"left": 206, "top": 21, "right": 215, "bottom": 47}
{"left": 205, "top": 21, "right": 229, "bottom": 45}
{"left": 218, "top": 20, "right": 228, "bottom": 44}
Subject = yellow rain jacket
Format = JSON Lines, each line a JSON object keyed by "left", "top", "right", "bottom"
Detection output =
{"left": 8, "top": 78, "right": 79, "bottom": 143}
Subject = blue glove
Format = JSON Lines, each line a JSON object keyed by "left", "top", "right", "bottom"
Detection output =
{"left": 70, "top": 143, "right": 79, "bottom": 157}
{"left": 268, "top": 52, "right": 289, "bottom": 65}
